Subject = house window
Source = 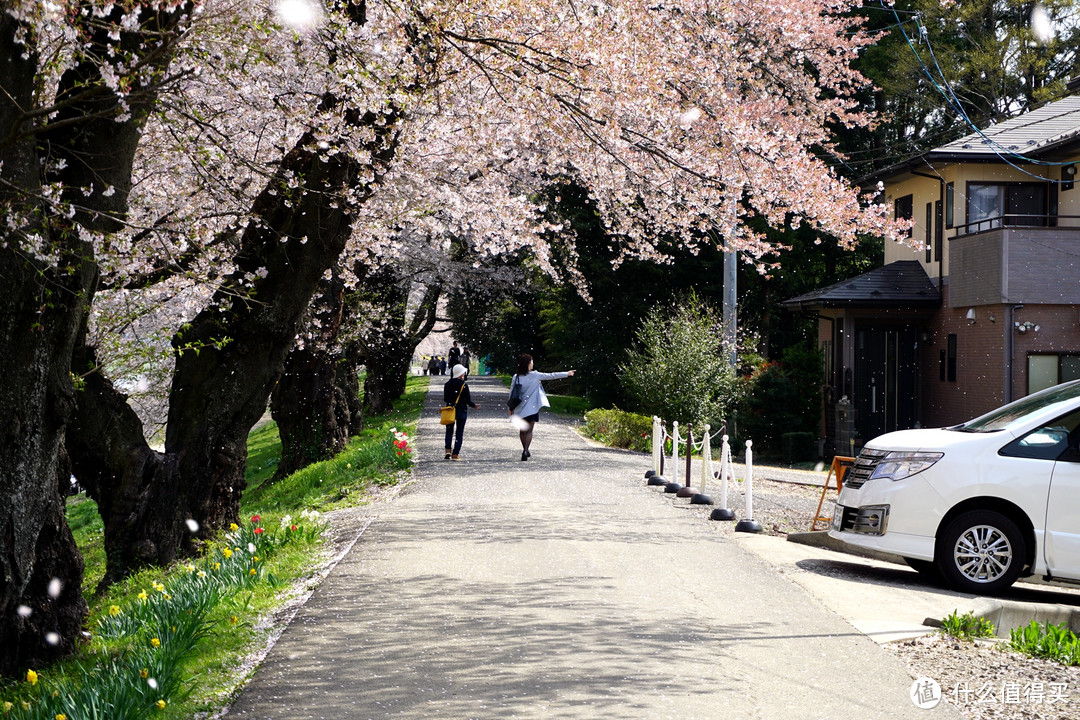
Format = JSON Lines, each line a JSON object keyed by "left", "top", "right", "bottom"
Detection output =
{"left": 1028, "top": 353, "right": 1080, "bottom": 394}
{"left": 924, "top": 202, "right": 932, "bottom": 262}
{"left": 894, "top": 194, "right": 913, "bottom": 238}
{"left": 965, "top": 182, "right": 1048, "bottom": 233}
{"left": 934, "top": 200, "right": 943, "bottom": 262}
{"left": 945, "top": 182, "right": 954, "bottom": 229}
{"left": 947, "top": 333, "right": 957, "bottom": 382}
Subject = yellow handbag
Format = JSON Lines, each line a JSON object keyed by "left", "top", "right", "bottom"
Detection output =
{"left": 439, "top": 381, "right": 466, "bottom": 425}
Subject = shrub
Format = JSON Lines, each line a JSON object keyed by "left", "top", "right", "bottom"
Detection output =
{"left": 583, "top": 408, "right": 653, "bottom": 452}
{"left": 1008, "top": 621, "right": 1080, "bottom": 665}
{"left": 939, "top": 609, "right": 995, "bottom": 641}
{"left": 618, "top": 294, "right": 741, "bottom": 427}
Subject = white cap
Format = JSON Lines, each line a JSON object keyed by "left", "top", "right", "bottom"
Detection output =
{"left": 452, "top": 364, "right": 467, "bottom": 378}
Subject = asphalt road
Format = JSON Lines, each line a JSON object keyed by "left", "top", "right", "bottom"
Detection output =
{"left": 226, "top": 376, "right": 961, "bottom": 719}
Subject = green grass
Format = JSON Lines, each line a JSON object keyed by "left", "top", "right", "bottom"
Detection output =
{"left": 1, "top": 376, "right": 426, "bottom": 720}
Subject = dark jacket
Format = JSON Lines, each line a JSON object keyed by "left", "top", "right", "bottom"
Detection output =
{"left": 443, "top": 377, "right": 477, "bottom": 417}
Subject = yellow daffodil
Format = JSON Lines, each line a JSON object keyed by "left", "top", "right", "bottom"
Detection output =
{"left": 222, "top": 548, "right": 233, "bottom": 559}
{"left": 138, "top": 591, "right": 148, "bottom": 602}
{"left": 26, "top": 669, "right": 38, "bottom": 685}
{"left": 19, "top": 702, "right": 29, "bottom": 710}
{"left": 141, "top": 669, "right": 149, "bottom": 679}
{"left": 230, "top": 615, "right": 238, "bottom": 624}
{"left": 252, "top": 556, "right": 259, "bottom": 563}
{"left": 4, "top": 701, "right": 13, "bottom": 713}
{"left": 109, "top": 605, "right": 120, "bottom": 616}
{"left": 229, "top": 523, "right": 238, "bottom": 531}
{"left": 56, "top": 713, "right": 67, "bottom": 720}
{"left": 170, "top": 625, "right": 176, "bottom": 632}
{"left": 150, "top": 638, "right": 160, "bottom": 648}
{"left": 213, "top": 563, "right": 221, "bottom": 570}
{"left": 156, "top": 700, "right": 167, "bottom": 709}
{"left": 197, "top": 570, "right": 207, "bottom": 578}
{"left": 248, "top": 568, "right": 257, "bottom": 576}
{"left": 152, "top": 582, "right": 165, "bottom": 592}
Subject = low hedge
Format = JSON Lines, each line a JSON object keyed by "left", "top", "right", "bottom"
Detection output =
{"left": 583, "top": 408, "right": 653, "bottom": 453}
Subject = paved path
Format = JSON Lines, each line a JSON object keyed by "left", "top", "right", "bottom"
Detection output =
{"left": 227, "top": 376, "right": 960, "bottom": 719}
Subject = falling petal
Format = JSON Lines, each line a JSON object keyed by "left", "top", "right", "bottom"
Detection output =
{"left": 48, "top": 578, "right": 62, "bottom": 599}
{"left": 147, "top": 678, "right": 158, "bottom": 690}
{"left": 1031, "top": 4, "right": 1055, "bottom": 44}
{"left": 185, "top": 518, "right": 200, "bottom": 533}
{"left": 274, "top": 0, "right": 322, "bottom": 31}
{"left": 45, "top": 632, "right": 60, "bottom": 646}
{"left": 16, "top": 605, "right": 32, "bottom": 618}
{"left": 678, "top": 107, "right": 702, "bottom": 130}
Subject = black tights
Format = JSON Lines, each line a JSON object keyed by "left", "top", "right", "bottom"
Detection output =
{"left": 519, "top": 422, "right": 534, "bottom": 452}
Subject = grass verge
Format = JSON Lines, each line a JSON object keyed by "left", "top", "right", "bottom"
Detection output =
{"left": 0, "top": 376, "right": 427, "bottom": 720}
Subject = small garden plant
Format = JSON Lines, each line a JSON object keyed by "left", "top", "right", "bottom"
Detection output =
{"left": 1008, "top": 620, "right": 1080, "bottom": 665}
{"left": 939, "top": 609, "right": 995, "bottom": 641}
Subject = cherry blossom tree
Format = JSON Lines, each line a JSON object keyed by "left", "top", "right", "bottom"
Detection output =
{"left": 3, "top": 0, "right": 907, "bottom": 674}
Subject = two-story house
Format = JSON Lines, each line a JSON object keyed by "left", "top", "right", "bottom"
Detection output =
{"left": 784, "top": 88, "right": 1080, "bottom": 457}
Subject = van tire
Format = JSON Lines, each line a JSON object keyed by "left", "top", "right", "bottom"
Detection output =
{"left": 936, "top": 510, "right": 1024, "bottom": 595}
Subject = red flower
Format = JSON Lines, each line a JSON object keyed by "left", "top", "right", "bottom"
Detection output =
{"left": 290, "top": 525, "right": 298, "bottom": 532}
{"left": 250, "top": 515, "right": 261, "bottom": 523}
{"left": 254, "top": 527, "right": 264, "bottom": 535}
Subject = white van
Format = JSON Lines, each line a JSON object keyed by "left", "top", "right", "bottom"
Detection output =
{"left": 830, "top": 379, "right": 1080, "bottom": 594}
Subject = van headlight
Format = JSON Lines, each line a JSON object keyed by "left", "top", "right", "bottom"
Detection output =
{"left": 867, "top": 452, "right": 943, "bottom": 482}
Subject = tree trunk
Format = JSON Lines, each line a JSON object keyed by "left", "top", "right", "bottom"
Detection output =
{"left": 0, "top": 5, "right": 189, "bottom": 674}
{"left": 69, "top": 107, "right": 402, "bottom": 582}
{"left": 362, "top": 348, "right": 415, "bottom": 416}
{"left": 271, "top": 348, "right": 349, "bottom": 479}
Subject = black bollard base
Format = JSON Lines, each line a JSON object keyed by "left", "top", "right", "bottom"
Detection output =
{"left": 690, "top": 493, "right": 714, "bottom": 505}
{"left": 647, "top": 475, "right": 667, "bottom": 486}
{"left": 645, "top": 470, "right": 656, "bottom": 478}
{"left": 675, "top": 486, "right": 697, "bottom": 498}
{"left": 664, "top": 482, "right": 683, "bottom": 494}
{"left": 710, "top": 507, "right": 736, "bottom": 521}
{"left": 735, "top": 518, "right": 764, "bottom": 533}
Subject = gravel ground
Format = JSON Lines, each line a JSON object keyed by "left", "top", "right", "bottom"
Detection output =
{"left": 724, "top": 470, "right": 1080, "bottom": 720}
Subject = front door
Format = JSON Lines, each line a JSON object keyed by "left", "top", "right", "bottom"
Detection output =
{"left": 854, "top": 326, "right": 918, "bottom": 443}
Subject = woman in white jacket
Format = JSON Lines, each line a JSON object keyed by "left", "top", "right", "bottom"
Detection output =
{"left": 508, "top": 353, "right": 575, "bottom": 461}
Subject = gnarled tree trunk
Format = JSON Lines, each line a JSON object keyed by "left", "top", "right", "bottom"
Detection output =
{"left": 69, "top": 107, "right": 402, "bottom": 583}
{"left": 0, "top": 5, "right": 190, "bottom": 674}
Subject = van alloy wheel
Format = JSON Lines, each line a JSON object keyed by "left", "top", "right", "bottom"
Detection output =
{"left": 936, "top": 510, "right": 1025, "bottom": 595}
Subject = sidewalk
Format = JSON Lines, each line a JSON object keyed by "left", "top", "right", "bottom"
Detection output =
{"left": 226, "top": 376, "right": 961, "bottom": 719}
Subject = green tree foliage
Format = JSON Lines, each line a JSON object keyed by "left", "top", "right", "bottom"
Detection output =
{"left": 618, "top": 295, "right": 740, "bottom": 428}
{"left": 845, "top": 0, "right": 1080, "bottom": 176}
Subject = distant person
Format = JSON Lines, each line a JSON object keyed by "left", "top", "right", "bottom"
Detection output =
{"left": 448, "top": 341, "right": 461, "bottom": 369}
{"left": 427, "top": 356, "right": 438, "bottom": 376}
{"left": 461, "top": 347, "right": 471, "bottom": 372}
{"left": 508, "top": 353, "right": 575, "bottom": 461}
{"left": 443, "top": 364, "right": 480, "bottom": 461}
{"left": 439, "top": 356, "right": 447, "bottom": 375}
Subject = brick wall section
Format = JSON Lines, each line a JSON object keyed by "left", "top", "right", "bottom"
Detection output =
{"left": 921, "top": 293, "right": 1006, "bottom": 427}
{"left": 920, "top": 287, "right": 1080, "bottom": 427}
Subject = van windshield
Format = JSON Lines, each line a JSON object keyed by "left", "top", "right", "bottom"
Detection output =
{"left": 954, "top": 380, "right": 1080, "bottom": 433}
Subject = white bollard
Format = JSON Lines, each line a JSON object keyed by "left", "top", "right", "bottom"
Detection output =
{"left": 735, "top": 440, "right": 763, "bottom": 533}
{"left": 699, "top": 425, "right": 711, "bottom": 492}
{"left": 666, "top": 421, "right": 682, "bottom": 492}
{"left": 710, "top": 435, "right": 736, "bottom": 520}
{"left": 652, "top": 416, "right": 663, "bottom": 475}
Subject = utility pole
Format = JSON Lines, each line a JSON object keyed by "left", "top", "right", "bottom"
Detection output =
{"left": 722, "top": 246, "right": 737, "bottom": 368}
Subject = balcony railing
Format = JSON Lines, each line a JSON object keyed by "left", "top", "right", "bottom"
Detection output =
{"left": 955, "top": 214, "right": 1080, "bottom": 237}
